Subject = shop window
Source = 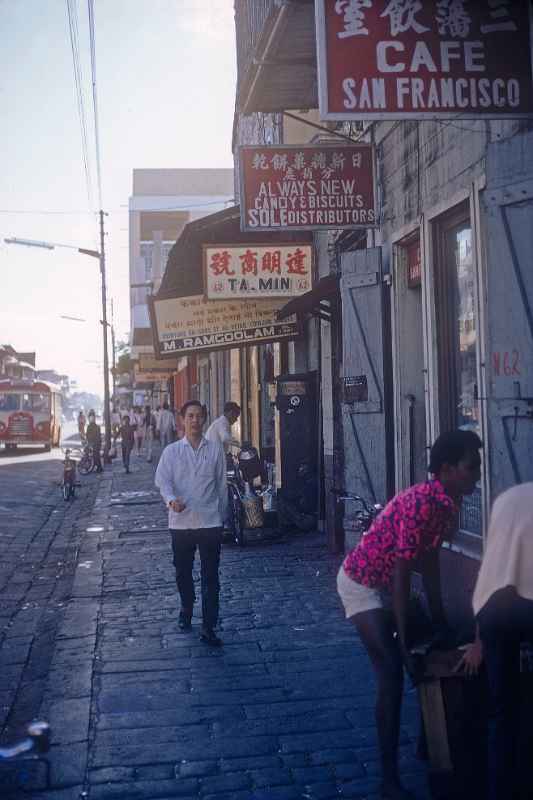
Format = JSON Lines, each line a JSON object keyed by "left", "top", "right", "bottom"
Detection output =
{"left": 434, "top": 203, "right": 481, "bottom": 536}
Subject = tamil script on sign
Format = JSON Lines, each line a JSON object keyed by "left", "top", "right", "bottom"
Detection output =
{"left": 316, "top": 0, "right": 533, "bottom": 119}
{"left": 204, "top": 244, "right": 313, "bottom": 299}
{"left": 151, "top": 295, "right": 300, "bottom": 357}
{"left": 239, "top": 144, "right": 376, "bottom": 232}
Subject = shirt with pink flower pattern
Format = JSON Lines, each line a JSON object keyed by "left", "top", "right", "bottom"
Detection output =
{"left": 343, "top": 480, "right": 459, "bottom": 591}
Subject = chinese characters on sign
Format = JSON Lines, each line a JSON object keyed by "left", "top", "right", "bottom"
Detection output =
{"left": 239, "top": 145, "right": 376, "bottom": 232}
{"left": 316, "top": 0, "right": 533, "bottom": 118}
{"left": 151, "top": 295, "right": 300, "bottom": 357}
{"left": 204, "top": 244, "right": 313, "bottom": 299}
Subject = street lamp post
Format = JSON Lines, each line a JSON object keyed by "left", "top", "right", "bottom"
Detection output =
{"left": 5, "top": 214, "right": 113, "bottom": 463}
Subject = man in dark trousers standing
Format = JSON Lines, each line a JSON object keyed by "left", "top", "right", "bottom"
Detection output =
{"left": 155, "top": 400, "right": 227, "bottom": 646}
{"left": 86, "top": 410, "right": 103, "bottom": 473}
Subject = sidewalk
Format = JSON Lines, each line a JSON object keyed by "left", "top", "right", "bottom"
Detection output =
{"left": 12, "top": 448, "right": 429, "bottom": 800}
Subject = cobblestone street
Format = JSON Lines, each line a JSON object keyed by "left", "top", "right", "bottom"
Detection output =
{"left": 1, "top": 450, "right": 429, "bottom": 800}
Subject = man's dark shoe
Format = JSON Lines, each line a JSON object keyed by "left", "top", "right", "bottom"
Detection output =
{"left": 178, "top": 612, "right": 192, "bottom": 632}
{"left": 200, "top": 627, "right": 223, "bottom": 647}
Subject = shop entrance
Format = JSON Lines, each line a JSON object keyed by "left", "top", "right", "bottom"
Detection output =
{"left": 393, "top": 233, "right": 427, "bottom": 487}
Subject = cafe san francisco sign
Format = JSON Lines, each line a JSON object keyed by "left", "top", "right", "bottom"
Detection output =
{"left": 203, "top": 243, "right": 313, "bottom": 300}
{"left": 316, "top": 0, "right": 533, "bottom": 120}
{"left": 150, "top": 295, "right": 300, "bottom": 357}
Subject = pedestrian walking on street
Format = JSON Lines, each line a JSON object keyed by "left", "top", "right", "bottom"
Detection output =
{"left": 337, "top": 430, "right": 484, "bottom": 800}
{"left": 157, "top": 401, "right": 176, "bottom": 449}
{"left": 120, "top": 414, "right": 135, "bottom": 474}
{"left": 205, "top": 401, "right": 241, "bottom": 454}
{"left": 473, "top": 481, "right": 533, "bottom": 800}
{"left": 86, "top": 410, "right": 103, "bottom": 473}
{"left": 77, "top": 409, "right": 86, "bottom": 443}
{"left": 143, "top": 404, "right": 155, "bottom": 463}
{"left": 133, "top": 406, "right": 145, "bottom": 455}
{"left": 155, "top": 399, "right": 227, "bottom": 647}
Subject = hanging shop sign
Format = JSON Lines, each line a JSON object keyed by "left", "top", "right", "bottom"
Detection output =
{"left": 203, "top": 243, "right": 313, "bottom": 299}
{"left": 150, "top": 295, "right": 300, "bottom": 357}
{"left": 134, "top": 366, "right": 173, "bottom": 384}
{"left": 316, "top": 0, "right": 533, "bottom": 120}
{"left": 138, "top": 354, "right": 179, "bottom": 372}
{"left": 239, "top": 144, "right": 376, "bottom": 232}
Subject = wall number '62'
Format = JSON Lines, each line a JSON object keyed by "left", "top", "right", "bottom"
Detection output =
{"left": 492, "top": 350, "right": 521, "bottom": 377}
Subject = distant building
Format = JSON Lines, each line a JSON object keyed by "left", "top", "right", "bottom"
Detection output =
{"left": 128, "top": 168, "right": 234, "bottom": 408}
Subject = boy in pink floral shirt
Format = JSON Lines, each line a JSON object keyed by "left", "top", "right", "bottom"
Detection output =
{"left": 337, "top": 430, "right": 482, "bottom": 800}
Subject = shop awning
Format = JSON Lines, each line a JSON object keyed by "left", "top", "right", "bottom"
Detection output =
{"left": 156, "top": 204, "right": 312, "bottom": 300}
{"left": 236, "top": 0, "right": 317, "bottom": 115}
{"left": 276, "top": 274, "right": 338, "bottom": 322}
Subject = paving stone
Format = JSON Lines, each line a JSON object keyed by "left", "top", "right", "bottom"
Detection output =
{"left": 178, "top": 760, "right": 218, "bottom": 778}
{"left": 219, "top": 755, "right": 280, "bottom": 772}
{"left": 310, "top": 748, "right": 359, "bottom": 766}
{"left": 88, "top": 766, "right": 137, "bottom": 783}
{"left": 249, "top": 786, "right": 303, "bottom": 800}
{"left": 89, "top": 778, "right": 199, "bottom": 799}
{"left": 302, "top": 782, "right": 341, "bottom": 799}
{"left": 280, "top": 730, "right": 362, "bottom": 753}
{"left": 292, "top": 765, "right": 334, "bottom": 784}
{"left": 249, "top": 766, "right": 293, "bottom": 787}
{"left": 199, "top": 771, "right": 252, "bottom": 793}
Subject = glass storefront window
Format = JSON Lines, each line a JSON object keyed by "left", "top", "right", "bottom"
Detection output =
{"left": 435, "top": 206, "right": 481, "bottom": 536}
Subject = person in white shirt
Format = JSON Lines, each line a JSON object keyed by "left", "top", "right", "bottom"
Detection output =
{"left": 155, "top": 400, "right": 227, "bottom": 647}
{"left": 205, "top": 402, "right": 241, "bottom": 454}
{"left": 133, "top": 406, "right": 145, "bottom": 455}
{"left": 157, "top": 402, "right": 176, "bottom": 449}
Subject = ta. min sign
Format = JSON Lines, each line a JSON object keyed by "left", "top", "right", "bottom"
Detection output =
{"left": 204, "top": 243, "right": 313, "bottom": 300}
{"left": 316, "top": 0, "right": 533, "bottom": 119}
{"left": 239, "top": 144, "right": 376, "bottom": 232}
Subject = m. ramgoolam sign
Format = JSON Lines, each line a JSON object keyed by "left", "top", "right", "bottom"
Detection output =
{"left": 150, "top": 295, "right": 300, "bottom": 357}
{"left": 239, "top": 144, "right": 376, "bottom": 232}
{"left": 316, "top": 0, "right": 533, "bottom": 119}
{"left": 203, "top": 243, "right": 313, "bottom": 300}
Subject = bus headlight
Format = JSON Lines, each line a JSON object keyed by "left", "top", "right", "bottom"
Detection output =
{"left": 37, "top": 422, "right": 48, "bottom": 432}
{"left": 0, "top": 422, "right": 5, "bottom": 433}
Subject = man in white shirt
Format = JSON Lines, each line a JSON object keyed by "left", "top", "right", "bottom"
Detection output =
{"left": 157, "top": 401, "right": 176, "bottom": 449}
{"left": 205, "top": 402, "right": 241, "bottom": 454}
{"left": 155, "top": 400, "right": 227, "bottom": 646}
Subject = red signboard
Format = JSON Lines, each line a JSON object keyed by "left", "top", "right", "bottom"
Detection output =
{"left": 316, "top": 0, "right": 533, "bottom": 119}
{"left": 239, "top": 144, "right": 376, "bottom": 232}
{"left": 204, "top": 244, "right": 313, "bottom": 299}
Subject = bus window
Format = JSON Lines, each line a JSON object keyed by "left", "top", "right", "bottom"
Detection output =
{"left": 22, "top": 393, "right": 50, "bottom": 412}
{"left": 0, "top": 393, "right": 20, "bottom": 411}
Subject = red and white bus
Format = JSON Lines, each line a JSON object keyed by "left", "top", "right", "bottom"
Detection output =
{"left": 0, "top": 379, "right": 62, "bottom": 451}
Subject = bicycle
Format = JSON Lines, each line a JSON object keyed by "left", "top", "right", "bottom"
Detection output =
{"left": 224, "top": 445, "right": 268, "bottom": 547}
{"left": 78, "top": 444, "right": 96, "bottom": 475}
{"left": 331, "top": 488, "right": 383, "bottom": 537}
{"left": 61, "top": 449, "right": 77, "bottom": 501}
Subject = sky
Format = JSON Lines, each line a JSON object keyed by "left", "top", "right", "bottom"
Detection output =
{"left": 0, "top": 0, "right": 236, "bottom": 395}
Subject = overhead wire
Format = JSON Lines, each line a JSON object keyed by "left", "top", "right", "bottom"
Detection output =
{"left": 87, "top": 0, "right": 103, "bottom": 211}
{"left": 66, "top": 0, "right": 94, "bottom": 213}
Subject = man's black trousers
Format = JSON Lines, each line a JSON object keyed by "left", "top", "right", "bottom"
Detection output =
{"left": 170, "top": 528, "right": 222, "bottom": 630}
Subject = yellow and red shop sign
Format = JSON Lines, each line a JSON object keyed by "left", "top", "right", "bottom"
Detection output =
{"left": 203, "top": 243, "right": 313, "bottom": 300}
{"left": 150, "top": 294, "right": 300, "bottom": 357}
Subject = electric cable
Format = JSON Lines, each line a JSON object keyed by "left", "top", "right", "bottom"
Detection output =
{"left": 66, "top": 0, "right": 94, "bottom": 212}
{"left": 88, "top": 0, "right": 103, "bottom": 211}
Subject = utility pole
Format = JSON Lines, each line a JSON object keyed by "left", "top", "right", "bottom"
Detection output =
{"left": 99, "top": 209, "right": 112, "bottom": 463}
{"left": 110, "top": 298, "right": 117, "bottom": 401}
